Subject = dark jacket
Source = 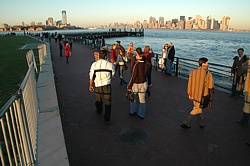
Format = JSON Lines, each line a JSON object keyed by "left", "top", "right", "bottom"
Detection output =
{"left": 168, "top": 46, "right": 175, "bottom": 62}
{"left": 231, "top": 55, "right": 249, "bottom": 76}
{"left": 127, "top": 59, "right": 149, "bottom": 89}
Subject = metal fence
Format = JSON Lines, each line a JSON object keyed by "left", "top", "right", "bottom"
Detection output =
{"left": 0, "top": 44, "right": 47, "bottom": 166}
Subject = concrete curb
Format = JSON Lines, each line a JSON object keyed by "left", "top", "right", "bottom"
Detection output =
{"left": 37, "top": 42, "right": 69, "bottom": 165}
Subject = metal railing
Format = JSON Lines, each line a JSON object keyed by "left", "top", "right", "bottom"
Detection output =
{"left": 0, "top": 43, "right": 47, "bottom": 166}
{"left": 152, "top": 53, "right": 232, "bottom": 92}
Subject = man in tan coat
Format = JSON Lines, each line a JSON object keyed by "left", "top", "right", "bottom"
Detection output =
{"left": 181, "top": 57, "right": 214, "bottom": 129}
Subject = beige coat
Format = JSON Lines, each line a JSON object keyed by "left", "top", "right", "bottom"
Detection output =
{"left": 187, "top": 66, "right": 214, "bottom": 102}
{"left": 244, "top": 60, "right": 250, "bottom": 93}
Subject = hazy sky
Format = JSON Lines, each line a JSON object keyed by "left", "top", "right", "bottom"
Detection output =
{"left": 1, "top": 0, "right": 250, "bottom": 29}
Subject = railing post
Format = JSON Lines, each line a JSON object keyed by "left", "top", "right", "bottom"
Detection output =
{"left": 175, "top": 58, "right": 179, "bottom": 76}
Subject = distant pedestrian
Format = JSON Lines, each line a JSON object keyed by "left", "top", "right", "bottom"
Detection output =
{"left": 116, "top": 47, "right": 128, "bottom": 86}
{"left": 101, "top": 36, "right": 105, "bottom": 47}
{"left": 69, "top": 38, "right": 73, "bottom": 51}
{"left": 166, "top": 42, "right": 175, "bottom": 76}
{"left": 109, "top": 44, "right": 117, "bottom": 77}
{"left": 127, "top": 49, "right": 150, "bottom": 119}
{"left": 127, "top": 42, "right": 134, "bottom": 61}
{"left": 89, "top": 50, "right": 115, "bottom": 124}
{"left": 115, "top": 40, "right": 123, "bottom": 57}
{"left": 237, "top": 59, "right": 250, "bottom": 127}
{"left": 161, "top": 43, "right": 169, "bottom": 74}
{"left": 64, "top": 42, "right": 71, "bottom": 63}
{"left": 144, "top": 45, "right": 154, "bottom": 87}
{"left": 181, "top": 57, "right": 214, "bottom": 129}
{"left": 229, "top": 48, "right": 249, "bottom": 98}
{"left": 59, "top": 41, "right": 63, "bottom": 57}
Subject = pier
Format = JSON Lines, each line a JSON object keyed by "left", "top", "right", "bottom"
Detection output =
{"left": 49, "top": 41, "right": 248, "bottom": 165}
{"left": 64, "top": 28, "right": 144, "bottom": 38}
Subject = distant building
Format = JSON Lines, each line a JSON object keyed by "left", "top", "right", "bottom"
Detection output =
{"left": 178, "top": 20, "right": 185, "bottom": 30}
{"left": 143, "top": 20, "right": 148, "bottom": 29}
{"left": 206, "top": 16, "right": 212, "bottom": 30}
{"left": 48, "top": 17, "right": 53, "bottom": 26}
{"left": 0, "top": 23, "right": 8, "bottom": 28}
{"left": 30, "top": 21, "right": 35, "bottom": 26}
{"left": 185, "top": 20, "right": 193, "bottom": 30}
{"left": 220, "top": 16, "right": 230, "bottom": 31}
{"left": 213, "top": 19, "right": 220, "bottom": 30}
{"left": 171, "top": 19, "right": 178, "bottom": 28}
{"left": 159, "top": 17, "right": 164, "bottom": 27}
{"left": 37, "top": 22, "right": 43, "bottom": 26}
{"left": 56, "top": 20, "right": 62, "bottom": 26}
{"left": 62, "top": 10, "right": 67, "bottom": 25}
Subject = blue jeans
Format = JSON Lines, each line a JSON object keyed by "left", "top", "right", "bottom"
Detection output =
{"left": 129, "top": 82, "right": 147, "bottom": 117}
{"left": 166, "top": 60, "right": 173, "bottom": 74}
{"left": 118, "top": 66, "right": 127, "bottom": 85}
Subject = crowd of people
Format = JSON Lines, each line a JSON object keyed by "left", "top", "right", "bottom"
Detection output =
{"left": 88, "top": 40, "right": 170, "bottom": 123}
{"left": 86, "top": 40, "right": 249, "bottom": 145}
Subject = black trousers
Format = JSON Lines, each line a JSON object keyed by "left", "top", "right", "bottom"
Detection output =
{"left": 231, "top": 74, "right": 244, "bottom": 95}
{"left": 94, "top": 84, "right": 111, "bottom": 121}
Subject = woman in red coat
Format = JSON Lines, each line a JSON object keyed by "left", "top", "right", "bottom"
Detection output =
{"left": 65, "top": 42, "right": 71, "bottom": 63}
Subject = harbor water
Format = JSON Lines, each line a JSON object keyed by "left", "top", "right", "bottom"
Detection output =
{"left": 104, "top": 29, "right": 250, "bottom": 67}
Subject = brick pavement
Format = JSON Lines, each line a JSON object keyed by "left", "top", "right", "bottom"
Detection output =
{"left": 50, "top": 41, "right": 250, "bottom": 166}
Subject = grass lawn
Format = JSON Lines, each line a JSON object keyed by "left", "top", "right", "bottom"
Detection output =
{"left": 0, "top": 36, "right": 41, "bottom": 108}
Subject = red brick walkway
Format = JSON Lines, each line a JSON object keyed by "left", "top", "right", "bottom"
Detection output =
{"left": 50, "top": 41, "right": 250, "bottom": 166}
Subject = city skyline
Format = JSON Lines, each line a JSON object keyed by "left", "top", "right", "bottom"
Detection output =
{"left": 1, "top": 0, "right": 250, "bottom": 30}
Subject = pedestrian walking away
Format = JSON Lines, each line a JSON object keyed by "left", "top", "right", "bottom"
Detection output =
{"left": 89, "top": 50, "right": 115, "bottom": 124}
{"left": 64, "top": 42, "right": 71, "bottom": 63}
{"left": 127, "top": 49, "right": 150, "bottom": 119}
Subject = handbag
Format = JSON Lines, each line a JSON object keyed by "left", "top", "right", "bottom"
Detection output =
{"left": 125, "top": 91, "right": 134, "bottom": 102}
{"left": 200, "top": 71, "right": 210, "bottom": 109}
{"left": 200, "top": 95, "right": 210, "bottom": 109}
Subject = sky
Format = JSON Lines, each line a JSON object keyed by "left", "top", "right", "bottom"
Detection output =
{"left": 1, "top": 0, "right": 250, "bottom": 29}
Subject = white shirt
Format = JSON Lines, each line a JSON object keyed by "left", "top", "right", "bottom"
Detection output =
{"left": 89, "top": 59, "right": 115, "bottom": 87}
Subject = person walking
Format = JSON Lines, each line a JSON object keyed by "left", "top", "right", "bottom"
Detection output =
{"left": 127, "top": 42, "right": 134, "bottom": 61}
{"left": 127, "top": 49, "right": 150, "bottom": 119}
{"left": 166, "top": 42, "right": 175, "bottom": 76}
{"left": 144, "top": 45, "right": 154, "bottom": 87}
{"left": 89, "top": 50, "right": 115, "bottom": 124}
{"left": 116, "top": 47, "right": 128, "bottom": 86}
{"left": 130, "top": 47, "right": 143, "bottom": 70}
{"left": 229, "top": 48, "right": 249, "bottom": 98}
{"left": 181, "top": 57, "right": 214, "bottom": 129}
{"left": 109, "top": 44, "right": 117, "bottom": 75}
{"left": 59, "top": 41, "right": 63, "bottom": 57}
{"left": 64, "top": 42, "right": 71, "bottom": 63}
{"left": 237, "top": 59, "right": 250, "bottom": 127}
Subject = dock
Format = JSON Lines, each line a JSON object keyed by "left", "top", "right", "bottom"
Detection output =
{"left": 49, "top": 40, "right": 249, "bottom": 166}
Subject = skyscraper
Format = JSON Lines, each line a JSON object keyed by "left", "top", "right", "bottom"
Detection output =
{"left": 62, "top": 10, "right": 67, "bottom": 25}
{"left": 220, "top": 16, "right": 230, "bottom": 31}
{"left": 47, "top": 17, "right": 53, "bottom": 26}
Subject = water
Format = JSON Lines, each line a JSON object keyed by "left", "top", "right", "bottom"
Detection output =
{"left": 104, "top": 29, "right": 250, "bottom": 66}
{"left": 1, "top": 29, "right": 250, "bottom": 66}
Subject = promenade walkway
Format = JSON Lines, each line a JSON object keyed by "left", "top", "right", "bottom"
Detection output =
{"left": 50, "top": 41, "right": 250, "bottom": 166}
